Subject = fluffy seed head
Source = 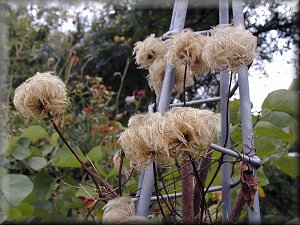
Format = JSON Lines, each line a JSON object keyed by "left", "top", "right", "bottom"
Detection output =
{"left": 13, "top": 72, "right": 69, "bottom": 119}
{"left": 164, "top": 107, "right": 217, "bottom": 154}
{"left": 102, "top": 197, "right": 151, "bottom": 224}
{"left": 202, "top": 25, "right": 257, "bottom": 72}
{"left": 166, "top": 29, "right": 197, "bottom": 66}
{"left": 102, "top": 197, "right": 134, "bottom": 224}
{"left": 133, "top": 34, "right": 168, "bottom": 69}
{"left": 148, "top": 57, "right": 194, "bottom": 96}
{"left": 118, "top": 108, "right": 217, "bottom": 170}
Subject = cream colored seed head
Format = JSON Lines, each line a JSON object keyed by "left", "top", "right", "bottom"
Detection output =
{"left": 133, "top": 34, "right": 168, "bottom": 69}
{"left": 102, "top": 197, "right": 152, "bottom": 224}
{"left": 102, "top": 197, "right": 135, "bottom": 224}
{"left": 202, "top": 24, "right": 257, "bottom": 73}
{"left": 13, "top": 72, "right": 69, "bottom": 119}
{"left": 118, "top": 108, "right": 217, "bottom": 170}
{"left": 148, "top": 57, "right": 194, "bottom": 96}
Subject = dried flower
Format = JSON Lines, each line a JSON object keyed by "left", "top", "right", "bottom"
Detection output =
{"left": 148, "top": 57, "right": 194, "bottom": 95}
{"left": 118, "top": 108, "right": 217, "bottom": 170}
{"left": 102, "top": 197, "right": 151, "bottom": 224}
{"left": 164, "top": 107, "right": 217, "bottom": 155}
{"left": 102, "top": 197, "right": 134, "bottom": 224}
{"left": 202, "top": 25, "right": 257, "bottom": 72}
{"left": 166, "top": 29, "right": 197, "bottom": 67}
{"left": 133, "top": 34, "right": 168, "bottom": 69}
{"left": 190, "top": 35, "right": 210, "bottom": 77}
{"left": 13, "top": 72, "right": 69, "bottom": 119}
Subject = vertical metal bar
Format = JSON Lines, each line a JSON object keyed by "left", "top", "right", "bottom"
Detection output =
{"left": 135, "top": 0, "right": 189, "bottom": 217}
{"left": 136, "top": 170, "right": 145, "bottom": 198}
{"left": 135, "top": 165, "right": 155, "bottom": 217}
{"left": 219, "top": 0, "right": 231, "bottom": 223}
{"left": 157, "top": 66, "right": 176, "bottom": 113}
{"left": 168, "top": 0, "right": 188, "bottom": 33}
{"left": 232, "top": 0, "right": 261, "bottom": 224}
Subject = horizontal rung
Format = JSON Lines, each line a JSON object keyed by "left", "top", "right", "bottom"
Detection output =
{"left": 132, "top": 178, "right": 241, "bottom": 202}
{"left": 210, "top": 143, "right": 262, "bottom": 167}
{"left": 170, "top": 96, "right": 220, "bottom": 107}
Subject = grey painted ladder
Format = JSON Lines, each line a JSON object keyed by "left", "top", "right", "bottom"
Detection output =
{"left": 134, "top": 0, "right": 262, "bottom": 224}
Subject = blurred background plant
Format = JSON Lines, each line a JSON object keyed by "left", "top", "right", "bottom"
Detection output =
{"left": 0, "top": 0, "right": 298, "bottom": 224}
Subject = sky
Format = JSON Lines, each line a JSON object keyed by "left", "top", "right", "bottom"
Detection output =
{"left": 247, "top": 49, "right": 296, "bottom": 112}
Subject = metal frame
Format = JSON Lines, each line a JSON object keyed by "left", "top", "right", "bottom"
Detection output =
{"left": 134, "top": 0, "right": 262, "bottom": 224}
{"left": 232, "top": 0, "right": 261, "bottom": 223}
{"left": 135, "top": 0, "right": 189, "bottom": 217}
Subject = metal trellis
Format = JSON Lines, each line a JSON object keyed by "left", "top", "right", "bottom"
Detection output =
{"left": 134, "top": 0, "right": 262, "bottom": 224}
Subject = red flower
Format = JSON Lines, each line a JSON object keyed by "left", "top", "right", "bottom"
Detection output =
{"left": 83, "top": 106, "right": 93, "bottom": 113}
{"left": 78, "top": 196, "right": 96, "bottom": 208}
{"left": 70, "top": 55, "right": 80, "bottom": 63}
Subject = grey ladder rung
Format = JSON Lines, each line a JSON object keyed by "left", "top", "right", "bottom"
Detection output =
{"left": 132, "top": 178, "right": 241, "bottom": 203}
{"left": 210, "top": 143, "right": 263, "bottom": 168}
{"left": 148, "top": 80, "right": 238, "bottom": 108}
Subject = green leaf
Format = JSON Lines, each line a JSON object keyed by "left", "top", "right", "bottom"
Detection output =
{"left": 272, "top": 155, "right": 299, "bottom": 178}
{"left": 11, "top": 144, "right": 31, "bottom": 160}
{"left": 230, "top": 99, "right": 241, "bottom": 125}
{"left": 32, "top": 200, "right": 52, "bottom": 217}
{"left": 26, "top": 157, "right": 47, "bottom": 171}
{"left": 87, "top": 145, "right": 106, "bottom": 161}
{"left": 262, "top": 89, "right": 298, "bottom": 118}
{"left": 261, "top": 111, "right": 298, "bottom": 132}
{"left": 255, "top": 137, "right": 277, "bottom": 158}
{"left": 50, "top": 132, "right": 59, "bottom": 146}
{"left": 4, "top": 206, "right": 22, "bottom": 220}
{"left": 0, "top": 136, "right": 8, "bottom": 155}
{"left": 20, "top": 125, "right": 50, "bottom": 143}
{"left": 61, "top": 175, "right": 79, "bottom": 187}
{"left": 18, "top": 137, "right": 31, "bottom": 147}
{"left": 33, "top": 171, "right": 55, "bottom": 198}
{"left": 75, "top": 184, "right": 98, "bottom": 199}
{"left": 289, "top": 78, "right": 299, "bottom": 91}
{"left": 230, "top": 124, "right": 242, "bottom": 144}
{"left": 40, "top": 144, "right": 54, "bottom": 155}
{"left": 4, "top": 136, "right": 20, "bottom": 156}
{"left": 15, "top": 203, "right": 34, "bottom": 218}
{"left": 256, "top": 168, "right": 269, "bottom": 186}
{"left": 30, "top": 146, "right": 43, "bottom": 157}
{"left": 254, "top": 121, "right": 295, "bottom": 142}
{"left": 0, "top": 174, "right": 33, "bottom": 206}
{"left": 285, "top": 217, "right": 300, "bottom": 224}
{"left": 51, "top": 145, "right": 87, "bottom": 168}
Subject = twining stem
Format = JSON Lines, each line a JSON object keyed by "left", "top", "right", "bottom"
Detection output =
{"left": 152, "top": 162, "right": 166, "bottom": 218}
{"left": 181, "top": 152, "right": 194, "bottom": 224}
{"left": 118, "top": 149, "right": 125, "bottom": 196}
{"left": 158, "top": 168, "right": 180, "bottom": 218}
{"left": 81, "top": 199, "right": 100, "bottom": 224}
{"left": 226, "top": 189, "right": 246, "bottom": 224}
{"left": 183, "top": 64, "right": 187, "bottom": 107}
{"left": 50, "top": 116, "right": 101, "bottom": 192}
{"left": 115, "top": 57, "right": 131, "bottom": 115}
{"left": 190, "top": 151, "right": 212, "bottom": 223}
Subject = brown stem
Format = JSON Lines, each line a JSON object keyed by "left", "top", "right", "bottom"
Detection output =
{"left": 226, "top": 189, "right": 246, "bottom": 224}
{"left": 50, "top": 118, "right": 101, "bottom": 192}
{"left": 118, "top": 149, "right": 125, "bottom": 196}
{"left": 194, "top": 150, "right": 213, "bottom": 222}
{"left": 153, "top": 162, "right": 166, "bottom": 218}
{"left": 181, "top": 152, "right": 194, "bottom": 224}
{"left": 158, "top": 168, "right": 181, "bottom": 218}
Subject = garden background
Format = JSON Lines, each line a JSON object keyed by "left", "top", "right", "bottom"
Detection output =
{"left": 0, "top": 0, "right": 299, "bottom": 224}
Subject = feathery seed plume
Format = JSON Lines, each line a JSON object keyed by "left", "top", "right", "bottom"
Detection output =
{"left": 13, "top": 72, "right": 69, "bottom": 119}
